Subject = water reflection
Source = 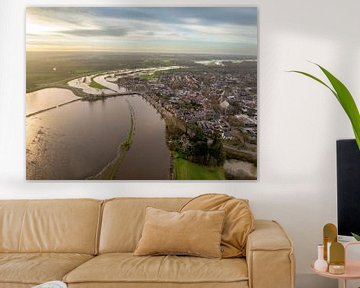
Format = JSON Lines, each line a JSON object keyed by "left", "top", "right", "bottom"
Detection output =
{"left": 26, "top": 97, "right": 131, "bottom": 179}
{"left": 26, "top": 92, "right": 171, "bottom": 180}
{"left": 26, "top": 88, "right": 80, "bottom": 115}
{"left": 116, "top": 95, "right": 171, "bottom": 180}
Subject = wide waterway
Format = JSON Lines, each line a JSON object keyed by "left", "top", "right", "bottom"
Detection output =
{"left": 26, "top": 88, "right": 171, "bottom": 180}
{"left": 116, "top": 95, "right": 170, "bottom": 180}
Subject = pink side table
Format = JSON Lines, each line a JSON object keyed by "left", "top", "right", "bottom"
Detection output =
{"left": 311, "top": 242, "right": 360, "bottom": 288}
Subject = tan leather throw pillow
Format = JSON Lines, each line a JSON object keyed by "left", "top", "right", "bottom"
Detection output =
{"left": 134, "top": 207, "right": 225, "bottom": 258}
{"left": 181, "top": 194, "right": 254, "bottom": 258}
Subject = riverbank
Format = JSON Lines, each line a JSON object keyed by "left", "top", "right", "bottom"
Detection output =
{"left": 138, "top": 94, "right": 226, "bottom": 180}
{"left": 139, "top": 92, "right": 257, "bottom": 180}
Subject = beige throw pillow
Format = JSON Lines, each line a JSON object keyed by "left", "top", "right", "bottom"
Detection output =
{"left": 134, "top": 207, "right": 225, "bottom": 258}
{"left": 181, "top": 194, "right": 255, "bottom": 258}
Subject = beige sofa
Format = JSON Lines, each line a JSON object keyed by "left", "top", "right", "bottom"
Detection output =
{"left": 0, "top": 198, "right": 295, "bottom": 288}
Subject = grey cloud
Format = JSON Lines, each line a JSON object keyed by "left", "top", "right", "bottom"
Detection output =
{"left": 92, "top": 7, "right": 257, "bottom": 27}
{"left": 167, "top": 32, "right": 182, "bottom": 37}
{"left": 27, "top": 7, "right": 257, "bottom": 28}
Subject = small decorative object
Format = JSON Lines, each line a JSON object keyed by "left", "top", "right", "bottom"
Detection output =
{"left": 328, "top": 264, "right": 345, "bottom": 275}
{"left": 323, "top": 223, "right": 337, "bottom": 261}
{"left": 311, "top": 240, "right": 360, "bottom": 288}
{"left": 327, "top": 242, "right": 332, "bottom": 264}
{"left": 314, "top": 244, "right": 328, "bottom": 272}
{"left": 329, "top": 242, "right": 345, "bottom": 275}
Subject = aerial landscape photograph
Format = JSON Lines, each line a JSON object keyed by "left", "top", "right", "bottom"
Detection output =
{"left": 26, "top": 7, "right": 258, "bottom": 180}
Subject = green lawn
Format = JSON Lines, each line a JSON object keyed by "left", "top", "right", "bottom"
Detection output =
{"left": 89, "top": 76, "right": 108, "bottom": 89}
{"left": 174, "top": 157, "right": 225, "bottom": 180}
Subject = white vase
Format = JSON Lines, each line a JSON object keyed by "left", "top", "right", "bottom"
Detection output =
{"left": 314, "top": 244, "right": 328, "bottom": 272}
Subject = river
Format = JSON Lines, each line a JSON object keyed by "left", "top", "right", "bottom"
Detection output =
{"left": 115, "top": 95, "right": 170, "bottom": 180}
{"left": 26, "top": 88, "right": 170, "bottom": 180}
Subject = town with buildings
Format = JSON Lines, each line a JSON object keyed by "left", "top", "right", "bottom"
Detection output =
{"left": 115, "top": 60, "right": 257, "bottom": 166}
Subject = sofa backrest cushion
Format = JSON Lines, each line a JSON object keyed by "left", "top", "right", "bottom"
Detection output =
{"left": 0, "top": 199, "right": 102, "bottom": 254}
{"left": 99, "top": 198, "right": 189, "bottom": 253}
{"left": 181, "top": 194, "right": 254, "bottom": 258}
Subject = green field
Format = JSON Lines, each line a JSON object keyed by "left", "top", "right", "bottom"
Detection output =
{"left": 26, "top": 51, "right": 184, "bottom": 92}
{"left": 89, "top": 76, "right": 108, "bottom": 89}
{"left": 174, "top": 156, "right": 225, "bottom": 180}
{"left": 26, "top": 52, "right": 108, "bottom": 92}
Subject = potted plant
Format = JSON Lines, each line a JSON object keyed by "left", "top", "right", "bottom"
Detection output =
{"left": 290, "top": 63, "right": 360, "bottom": 240}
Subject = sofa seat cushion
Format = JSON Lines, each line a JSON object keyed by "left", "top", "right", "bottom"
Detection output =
{"left": 64, "top": 253, "right": 248, "bottom": 285}
{"left": 0, "top": 253, "right": 93, "bottom": 285}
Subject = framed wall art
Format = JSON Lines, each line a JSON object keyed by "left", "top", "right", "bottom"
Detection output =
{"left": 26, "top": 7, "right": 257, "bottom": 180}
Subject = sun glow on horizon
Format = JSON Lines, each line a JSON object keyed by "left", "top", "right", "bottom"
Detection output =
{"left": 26, "top": 14, "right": 72, "bottom": 35}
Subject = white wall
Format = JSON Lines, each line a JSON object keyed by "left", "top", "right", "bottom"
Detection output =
{"left": 1, "top": 0, "right": 359, "bottom": 287}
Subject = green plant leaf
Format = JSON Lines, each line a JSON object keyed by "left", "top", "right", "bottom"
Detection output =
{"left": 316, "top": 64, "right": 360, "bottom": 148}
{"left": 351, "top": 232, "right": 360, "bottom": 241}
{"left": 289, "top": 64, "right": 360, "bottom": 150}
{"left": 288, "top": 70, "right": 337, "bottom": 99}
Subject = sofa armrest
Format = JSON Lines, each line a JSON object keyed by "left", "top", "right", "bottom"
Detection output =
{"left": 246, "top": 220, "right": 295, "bottom": 288}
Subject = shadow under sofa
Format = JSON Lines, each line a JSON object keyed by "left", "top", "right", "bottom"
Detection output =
{"left": 0, "top": 198, "right": 295, "bottom": 288}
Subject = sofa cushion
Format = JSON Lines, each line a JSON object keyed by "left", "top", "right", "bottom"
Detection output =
{"left": 0, "top": 253, "right": 93, "bottom": 285}
{"left": 0, "top": 199, "right": 102, "bottom": 254}
{"left": 181, "top": 194, "right": 254, "bottom": 258}
{"left": 64, "top": 253, "right": 248, "bottom": 284}
{"left": 134, "top": 207, "right": 225, "bottom": 258}
{"left": 99, "top": 198, "right": 190, "bottom": 253}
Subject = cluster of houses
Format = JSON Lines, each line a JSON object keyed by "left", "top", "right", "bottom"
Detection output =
{"left": 121, "top": 67, "right": 257, "bottom": 147}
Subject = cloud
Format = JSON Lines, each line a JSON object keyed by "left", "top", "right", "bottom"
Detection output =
{"left": 26, "top": 7, "right": 257, "bottom": 55}
{"left": 90, "top": 7, "right": 257, "bottom": 26}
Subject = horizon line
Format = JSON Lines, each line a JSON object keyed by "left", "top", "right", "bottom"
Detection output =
{"left": 26, "top": 50, "right": 257, "bottom": 56}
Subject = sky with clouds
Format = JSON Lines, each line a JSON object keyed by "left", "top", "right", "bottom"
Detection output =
{"left": 26, "top": 7, "right": 257, "bottom": 55}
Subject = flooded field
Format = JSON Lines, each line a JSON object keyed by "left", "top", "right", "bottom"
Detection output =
{"left": 26, "top": 96, "right": 130, "bottom": 179}
{"left": 26, "top": 88, "right": 80, "bottom": 115}
{"left": 26, "top": 88, "right": 170, "bottom": 180}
